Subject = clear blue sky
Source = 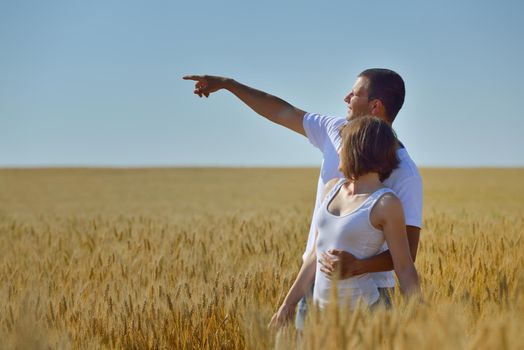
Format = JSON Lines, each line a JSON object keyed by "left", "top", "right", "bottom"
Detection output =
{"left": 2, "top": 0, "right": 523, "bottom": 167}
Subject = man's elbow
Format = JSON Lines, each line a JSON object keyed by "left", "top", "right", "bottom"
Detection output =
{"left": 275, "top": 108, "right": 306, "bottom": 136}
{"left": 410, "top": 249, "right": 417, "bottom": 263}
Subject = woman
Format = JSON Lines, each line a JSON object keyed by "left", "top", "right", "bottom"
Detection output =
{"left": 269, "top": 116, "right": 420, "bottom": 328}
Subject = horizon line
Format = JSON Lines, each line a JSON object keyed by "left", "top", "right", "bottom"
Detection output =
{"left": 1, "top": 165, "right": 523, "bottom": 170}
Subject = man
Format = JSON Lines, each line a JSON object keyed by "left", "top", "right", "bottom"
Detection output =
{"left": 183, "top": 69, "right": 423, "bottom": 328}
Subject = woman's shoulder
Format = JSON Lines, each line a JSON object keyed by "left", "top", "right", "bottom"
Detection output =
{"left": 369, "top": 189, "right": 404, "bottom": 230}
{"left": 372, "top": 190, "right": 404, "bottom": 220}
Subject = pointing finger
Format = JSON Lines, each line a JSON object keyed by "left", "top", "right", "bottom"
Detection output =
{"left": 183, "top": 75, "right": 202, "bottom": 81}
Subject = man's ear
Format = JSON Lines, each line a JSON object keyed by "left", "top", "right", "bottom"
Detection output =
{"left": 370, "top": 99, "right": 385, "bottom": 117}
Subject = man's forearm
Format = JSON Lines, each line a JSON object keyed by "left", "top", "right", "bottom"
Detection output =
{"left": 354, "top": 228, "right": 420, "bottom": 275}
{"left": 353, "top": 250, "right": 394, "bottom": 275}
{"left": 224, "top": 79, "right": 306, "bottom": 135}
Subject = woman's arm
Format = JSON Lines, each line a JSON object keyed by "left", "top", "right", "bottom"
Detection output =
{"left": 268, "top": 178, "right": 340, "bottom": 328}
{"left": 268, "top": 250, "right": 317, "bottom": 328}
{"left": 373, "top": 193, "right": 420, "bottom": 296}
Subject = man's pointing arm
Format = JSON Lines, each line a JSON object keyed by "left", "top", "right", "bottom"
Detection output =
{"left": 183, "top": 75, "right": 307, "bottom": 136}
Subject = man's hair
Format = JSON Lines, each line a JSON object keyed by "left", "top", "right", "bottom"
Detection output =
{"left": 339, "top": 116, "right": 399, "bottom": 182}
{"left": 359, "top": 68, "right": 405, "bottom": 123}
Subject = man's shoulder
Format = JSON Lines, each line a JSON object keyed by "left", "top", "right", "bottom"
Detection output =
{"left": 303, "top": 113, "right": 346, "bottom": 150}
{"left": 397, "top": 148, "right": 421, "bottom": 176}
{"left": 304, "top": 113, "right": 346, "bottom": 128}
{"left": 386, "top": 148, "right": 422, "bottom": 187}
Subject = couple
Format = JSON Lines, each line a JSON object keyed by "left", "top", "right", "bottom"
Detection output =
{"left": 184, "top": 68, "right": 422, "bottom": 329}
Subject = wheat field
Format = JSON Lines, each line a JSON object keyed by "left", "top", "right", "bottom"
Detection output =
{"left": 0, "top": 168, "right": 523, "bottom": 349}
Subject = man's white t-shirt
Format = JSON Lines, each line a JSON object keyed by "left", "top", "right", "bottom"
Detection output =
{"left": 302, "top": 113, "right": 423, "bottom": 288}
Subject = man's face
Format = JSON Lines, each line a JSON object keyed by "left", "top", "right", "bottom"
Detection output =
{"left": 344, "top": 76, "right": 372, "bottom": 120}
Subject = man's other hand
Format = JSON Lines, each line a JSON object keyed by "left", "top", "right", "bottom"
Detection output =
{"left": 318, "top": 249, "right": 359, "bottom": 279}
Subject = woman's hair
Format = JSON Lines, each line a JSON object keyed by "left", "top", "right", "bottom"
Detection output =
{"left": 339, "top": 116, "right": 399, "bottom": 182}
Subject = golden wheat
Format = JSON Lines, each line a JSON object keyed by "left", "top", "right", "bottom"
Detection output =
{"left": 0, "top": 168, "right": 523, "bottom": 349}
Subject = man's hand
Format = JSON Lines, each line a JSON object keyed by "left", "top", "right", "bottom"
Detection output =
{"left": 183, "top": 75, "right": 230, "bottom": 98}
{"left": 268, "top": 302, "right": 296, "bottom": 329}
{"left": 319, "top": 228, "right": 420, "bottom": 279}
{"left": 318, "top": 249, "right": 360, "bottom": 279}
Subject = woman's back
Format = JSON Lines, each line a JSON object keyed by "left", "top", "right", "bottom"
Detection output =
{"left": 314, "top": 178, "right": 395, "bottom": 309}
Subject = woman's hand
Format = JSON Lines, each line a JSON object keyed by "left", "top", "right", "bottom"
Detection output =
{"left": 268, "top": 303, "right": 296, "bottom": 329}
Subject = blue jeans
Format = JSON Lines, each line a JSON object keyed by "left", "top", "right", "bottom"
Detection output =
{"left": 295, "top": 287, "right": 393, "bottom": 330}
{"left": 294, "top": 285, "right": 314, "bottom": 331}
{"left": 377, "top": 287, "right": 393, "bottom": 309}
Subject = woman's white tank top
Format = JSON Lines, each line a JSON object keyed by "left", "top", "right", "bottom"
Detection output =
{"left": 313, "top": 178, "right": 396, "bottom": 309}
